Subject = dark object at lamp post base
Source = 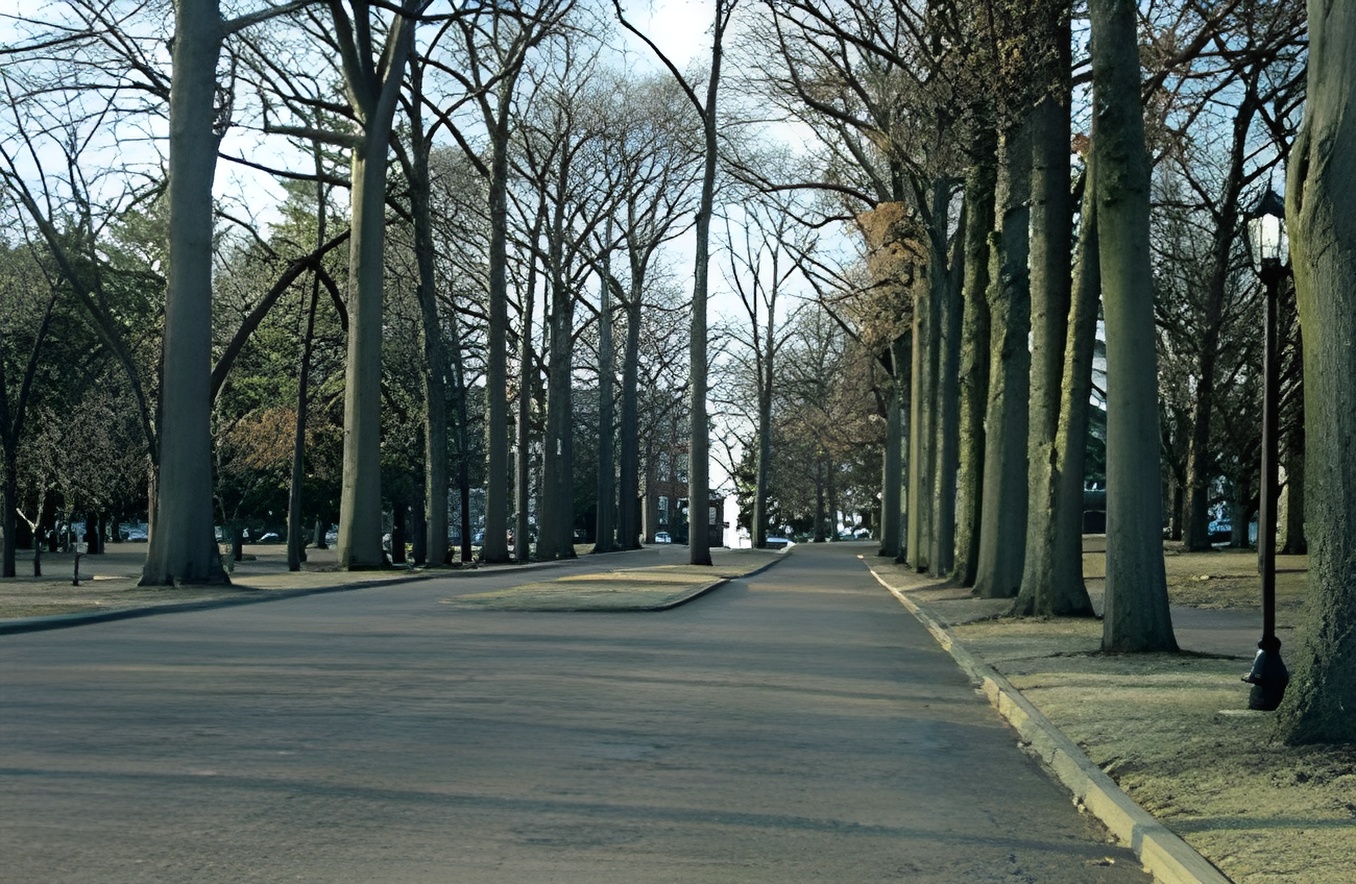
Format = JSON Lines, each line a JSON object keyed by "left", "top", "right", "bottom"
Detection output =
{"left": 1244, "top": 636, "right": 1289, "bottom": 711}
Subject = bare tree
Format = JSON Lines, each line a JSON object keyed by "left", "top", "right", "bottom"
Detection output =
{"left": 615, "top": 0, "right": 740, "bottom": 566}
{"left": 594, "top": 73, "right": 702, "bottom": 549}
{"left": 426, "top": 0, "right": 578, "bottom": 563}
{"left": 718, "top": 183, "right": 807, "bottom": 548}
{"left": 510, "top": 41, "right": 612, "bottom": 560}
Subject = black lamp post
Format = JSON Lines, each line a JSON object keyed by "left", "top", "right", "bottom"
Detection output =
{"left": 1242, "top": 188, "right": 1290, "bottom": 711}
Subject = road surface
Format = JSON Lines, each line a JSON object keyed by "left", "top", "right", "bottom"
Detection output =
{"left": 1, "top": 542, "right": 1150, "bottom": 882}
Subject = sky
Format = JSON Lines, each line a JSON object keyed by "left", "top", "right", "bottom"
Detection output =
{"left": 622, "top": 0, "right": 715, "bottom": 68}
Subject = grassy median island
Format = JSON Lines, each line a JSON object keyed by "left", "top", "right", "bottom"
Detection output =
{"left": 442, "top": 563, "right": 752, "bottom": 611}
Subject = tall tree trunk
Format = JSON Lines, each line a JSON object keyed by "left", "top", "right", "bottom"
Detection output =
{"left": 141, "top": 0, "right": 228, "bottom": 586}
{"left": 826, "top": 453, "right": 838, "bottom": 541}
{"left": 514, "top": 237, "right": 539, "bottom": 563}
{"left": 390, "top": 502, "right": 406, "bottom": 564}
{"left": 974, "top": 117, "right": 1032, "bottom": 600}
{"left": 451, "top": 333, "right": 472, "bottom": 564}
{"left": 482, "top": 115, "right": 513, "bottom": 564}
{"left": 593, "top": 267, "right": 617, "bottom": 554}
{"left": 337, "top": 137, "right": 391, "bottom": 569}
{"left": 1090, "top": 0, "right": 1177, "bottom": 652}
{"left": 287, "top": 159, "right": 326, "bottom": 573}
{"left": 539, "top": 258, "right": 576, "bottom": 561}
{"left": 1043, "top": 165, "right": 1101, "bottom": 617}
{"left": 1277, "top": 0, "right": 1356, "bottom": 743}
{"left": 687, "top": 153, "right": 714, "bottom": 565}
{"left": 411, "top": 494, "right": 426, "bottom": 564}
{"left": 905, "top": 267, "right": 930, "bottom": 570}
{"left": 2, "top": 454, "right": 16, "bottom": 579}
{"left": 895, "top": 332, "right": 912, "bottom": 564}
{"left": 1015, "top": 14, "right": 1076, "bottom": 614}
{"left": 953, "top": 124, "right": 997, "bottom": 587}
{"left": 406, "top": 97, "right": 450, "bottom": 568}
{"left": 813, "top": 454, "right": 827, "bottom": 542}
{"left": 686, "top": 1, "right": 735, "bottom": 569}
{"left": 917, "top": 258, "right": 940, "bottom": 570}
{"left": 287, "top": 276, "right": 320, "bottom": 572}
{"left": 931, "top": 181, "right": 964, "bottom": 578}
{"left": 335, "top": 6, "right": 418, "bottom": 570}
{"left": 1280, "top": 422, "right": 1306, "bottom": 555}
{"left": 878, "top": 336, "right": 905, "bottom": 559}
{"left": 753, "top": 371, "right": 773, "bottom": 550}
{"left": 617, "top": 287, "right": 642, "bottom": 550}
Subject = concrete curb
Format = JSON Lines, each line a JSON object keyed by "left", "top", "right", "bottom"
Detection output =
{"left": 0, "top": 572, "right": 445, "bottom": 636}
{"left": 435, "top": 550, "right": 791, "bottom": 613}
{"left": 865, "top": 564, "right": 1232, "bottom": 884}
{"left": 650, "top": 548, "right": 790, "bottom": 611}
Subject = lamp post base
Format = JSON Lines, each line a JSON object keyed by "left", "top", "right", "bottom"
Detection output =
{"left": 1244, "top": 637, "right": 1290, "bottom": 711}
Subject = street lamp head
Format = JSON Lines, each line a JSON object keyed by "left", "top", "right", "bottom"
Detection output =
{"left": 1246, "top": 188, "right": 1289, "bottom": 276}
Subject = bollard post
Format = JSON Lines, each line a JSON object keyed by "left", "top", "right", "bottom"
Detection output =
{"left": 73, "top": 541, "right": 88, "bottom": 586}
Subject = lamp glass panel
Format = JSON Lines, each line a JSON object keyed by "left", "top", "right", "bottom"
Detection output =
{"left": 1249, "top": 213, "right": 1287, "bottom": 269}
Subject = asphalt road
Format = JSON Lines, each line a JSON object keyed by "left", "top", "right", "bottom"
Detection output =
{"left": 1, "top": 542, "right": 1150, "bottom": 883}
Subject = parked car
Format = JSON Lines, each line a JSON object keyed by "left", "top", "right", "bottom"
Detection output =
{"left": 654, "top": 531, "right": 671, "bottom": 544}
{"left": 764, "top": 536, "right": 792, "bottom": 549}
